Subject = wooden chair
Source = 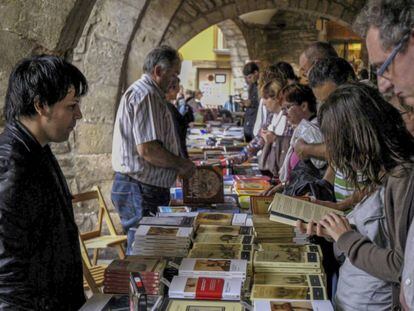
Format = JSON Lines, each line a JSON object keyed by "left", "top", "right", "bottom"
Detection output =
{"left": 80, "top": 236, "right": 106, "bottom": 293}
{"left": 73, "top": 185, "right": 127, "bottom": 265}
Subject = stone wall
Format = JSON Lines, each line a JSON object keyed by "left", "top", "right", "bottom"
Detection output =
{"left": 0, "top": 0, "right": 96, "bottom": 128}
{"left": 238, "top": 10, "right": 319, "bottom": 65}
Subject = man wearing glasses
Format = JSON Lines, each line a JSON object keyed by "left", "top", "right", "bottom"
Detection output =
{"left": 354, "top": 0, "right": 414, "bottom": 107}
{"left": 354, "top": 1, "right": 414, "bottom": 309}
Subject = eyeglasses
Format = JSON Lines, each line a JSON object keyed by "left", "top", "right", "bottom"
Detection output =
{"left": 376, "top": 32, "right": 411, "bottom": 77}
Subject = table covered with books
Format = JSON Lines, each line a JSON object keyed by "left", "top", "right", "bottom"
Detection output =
{"left": 82, "top": 123, "right": 341, "bottom": 311}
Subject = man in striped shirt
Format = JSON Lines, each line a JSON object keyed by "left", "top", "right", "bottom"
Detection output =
{"left": 111, "top": 46, "right": 195, "bottom": 252}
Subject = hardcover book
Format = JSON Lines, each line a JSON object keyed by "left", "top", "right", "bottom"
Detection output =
{"left": 269, "top": 193, "right": 347, "bottom": 226}
{"left": 169, "top": 276, "right": 243, "bottom": 300}
{"left": 183, "top": 166, "right": 224, "bottom": 204}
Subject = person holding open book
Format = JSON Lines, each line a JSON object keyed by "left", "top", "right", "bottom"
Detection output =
{"left": 301, "top": 83, "right": 414, "bottom": 310}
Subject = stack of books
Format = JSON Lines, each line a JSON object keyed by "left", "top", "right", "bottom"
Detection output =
{"left": 251, "top": 244, "right": 327, "bottom": 301}
{"left": 253, "top": 248, "right": 323, "bottom": 274}
{"left": 252, "top": 215, "right": 295, "bottom": 243}
{"left": 131, "top": 225, "right": 193, "bottom": 257}
{"left": 103, "top": 256, "right": 165, "bottom": 294}
{"left": 169, "top": 276, "right": 243, "bottom": 300}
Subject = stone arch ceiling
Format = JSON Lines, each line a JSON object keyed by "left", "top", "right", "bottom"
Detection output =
{"left": 162, "top": 0, "right": 367, "bottom": 48}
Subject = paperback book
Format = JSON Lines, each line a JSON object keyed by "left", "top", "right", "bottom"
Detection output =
{"left": 269, "top": 193, "right": 347, "bottom": 226}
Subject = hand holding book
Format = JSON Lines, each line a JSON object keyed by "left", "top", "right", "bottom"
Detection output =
{"left": 296, "top": 213, "right": 353, "bottom": 241}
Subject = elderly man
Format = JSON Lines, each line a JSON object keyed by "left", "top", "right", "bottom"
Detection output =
{"left": 354, "top": 0, "right": 414, "bottom": 107}
{"left": 298, "top": 41, "right": 338, "bottom": 83}
{"left": 112, "top": 46, "right": 195, "bottom": 252}
{"left": 354, "top": 1, "right": 414, "bottom": 309}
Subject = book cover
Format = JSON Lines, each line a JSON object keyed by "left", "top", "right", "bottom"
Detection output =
{"left": 194, "top": 234, "right": 253, "bottom": 245}
{"left": 254, "top": 251, "right": 321, "bottom": 268}
{"left": 138, "top": 216, "right": 194, "bottom": 227}
{"left": 179, "top": 258, "right": 247, "bottom": 278}
{"left": 197, "top": 225, "right": 252, "bottom": 235}
{"left": 134, "top": 225, "right": 193, "bottom": 238}
{"left": 253, "top": 300, "right": 334, "bottom": 311}
{"left": 169, "top": 276, "right": 242, "bottom": 300}
{"left": 183, "top": 166, "right": 224, "bottom": 204}
{"left": 254, "top": 274, "right": 325, "bottom": 288}
{"left": 165, "top": 299, "right": 243, "bottom": 311}
{"left": 197, "top": 213, "right": 233, "bottom": 226}
{"left": 251, "top": 285, "right": 327, "bottom": 300}
{"left": 250, "top": 196, "right": 274, "bottom": 214}
{"left": 269, "top": 193, "right": 347, "bottom": 226}
{"left": 105, "top": 257, "right": 163, "bottom": 274}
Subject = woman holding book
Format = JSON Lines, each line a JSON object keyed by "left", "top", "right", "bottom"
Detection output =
{"left": 303, "top": 83, "right": 414, "bottom": 310}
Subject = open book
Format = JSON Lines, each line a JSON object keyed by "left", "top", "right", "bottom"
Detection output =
{"left": 269, "top": 193, "right": 347, "bottom": 226}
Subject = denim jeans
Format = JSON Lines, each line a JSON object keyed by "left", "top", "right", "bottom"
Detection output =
{"left": 111, "top": 173, "right": 170, "bottom": 254}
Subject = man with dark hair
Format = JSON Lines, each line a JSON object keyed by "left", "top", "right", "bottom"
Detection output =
{"left": 112, "top": 45, "right": 195, "bottom": 252}
{"left": 0, "top": 55, "right": 88, "bottom": 310}
{"left": 241, "top": 62, "right": 260, "bottom": 142}
{"left": 308, "top": 57, "right": 357, "bottom": 103}
{"left": 299, "top": 41, "right": 339, "bottom": 82}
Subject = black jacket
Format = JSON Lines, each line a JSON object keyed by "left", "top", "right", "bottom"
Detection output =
{"left": 0, "top": 122, "right": 85, "bottom": 310}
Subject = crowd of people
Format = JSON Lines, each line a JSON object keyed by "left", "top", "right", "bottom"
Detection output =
{"left": 0, "top": 0, "right": 413, "bottom": 310}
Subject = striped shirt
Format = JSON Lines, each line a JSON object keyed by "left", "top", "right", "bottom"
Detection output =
{"left": 112, "top": 74, "right": 180, "bottom": 188}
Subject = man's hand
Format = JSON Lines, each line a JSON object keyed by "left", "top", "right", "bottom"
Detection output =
{"left": 294, "top": 138, "right": 309, "bottom": 160}
{"left": 260, "top": 130, "right": 277, "bottom": 144}
{"left": 319, "top": 213, "right": 352, "bottom": 241}
{"left": 178, "top": 159, "right": 196, "bottom": 179}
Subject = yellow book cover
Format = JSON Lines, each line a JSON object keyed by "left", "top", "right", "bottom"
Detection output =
{"left": 254, "top": 250, "right": 320, "bottom": 268}
{"left": 254, "top": 273, "right": 325, "bottom": 288}
{"left": 197, "top": 213, "right": 233, "bottom": 226}
{"left": 195, "top": 234, "right": 253, "bottom": 245}
{"left": 251, "top": 284, "right": 327, "bottom": 300}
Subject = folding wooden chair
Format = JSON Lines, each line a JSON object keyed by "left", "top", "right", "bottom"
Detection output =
{"left": 73, "top": 185, "right": 127, "bottom": 265}
{"left": 80, "top": 236, "right": 106, "bottom": 293}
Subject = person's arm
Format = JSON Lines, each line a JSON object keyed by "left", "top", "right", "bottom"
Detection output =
{"left": 320, "top": 172, "right": 414, "bottom": 283}
{"left": 137, "top": 142, "right": 195, "bottom": 178}
{"left": 294, "top": 139, "right": 327, "bottom": 160}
